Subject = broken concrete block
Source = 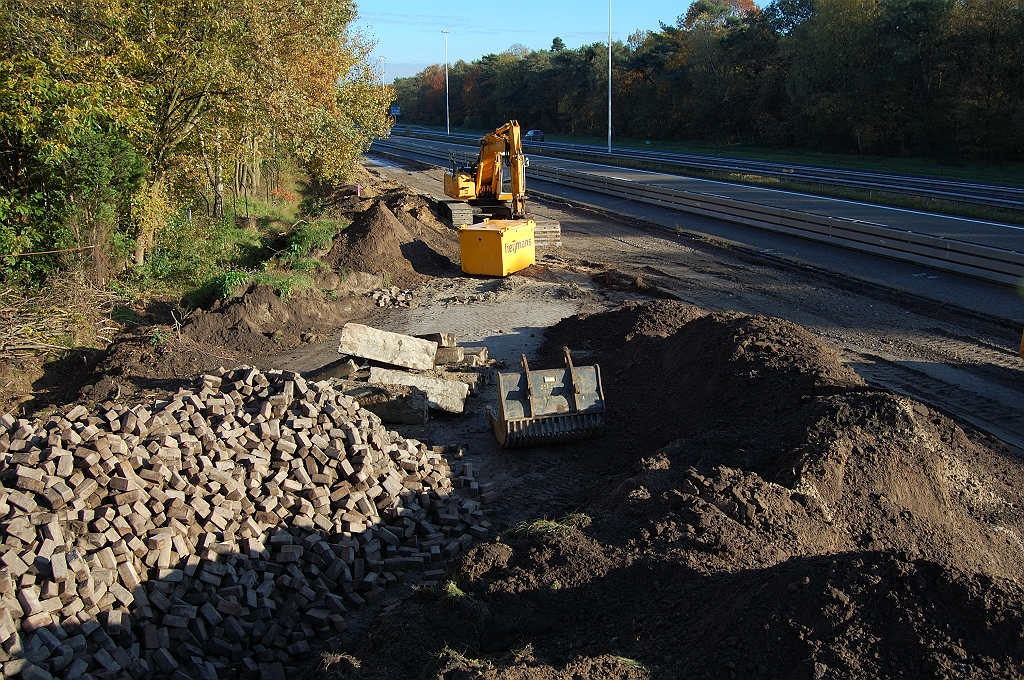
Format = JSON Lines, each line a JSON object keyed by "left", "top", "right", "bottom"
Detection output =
{"left": 339, "top": 323, "right": 437, "bottom": 371}
{"left": 415, "top": 333, "right": 456, "bottom": 348}
{"left": 462, "top": 347, "right": 488, "bottom": 362}
{"left": 447, "top": 371, "right": 485, "bottom": 396}
{"left": 308, "top": 358, "right": 360, "bottom": 381}
{"left": 434, "top": 347, "right": 465, "bottom": 366}
{"left": 368, "top": 368, "right": 470, "bottom": 414}
{"left": 338, "top": 382, "right": 429, "bottom": 425}
{"left": 460, "top": 347, "right": 489, "bottom": 367}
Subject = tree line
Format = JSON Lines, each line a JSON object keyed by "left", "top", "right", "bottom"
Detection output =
{"left": 0, "top": 0, "right": 391, "bottom": 283}
{"left": 394, "top": 0, "right": 1024, "bottom": 162}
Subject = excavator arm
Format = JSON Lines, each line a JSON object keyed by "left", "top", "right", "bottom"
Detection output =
{"left": 444, "top": 120, "right": 528, "bottom": 220}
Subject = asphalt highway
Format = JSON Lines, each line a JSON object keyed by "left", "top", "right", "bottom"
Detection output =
{"left": 399, "top": 126, "right": 1024, "bottom": 209}
{"left": 369, "top": 138, "right": 1024, "bottom": 325}
{"left": 383, "top": 135, "right": 1024, "bottom": 253}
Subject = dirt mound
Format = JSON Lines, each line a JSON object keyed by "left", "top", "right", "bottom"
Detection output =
{"left": 537, "top": 302, "right": 1024, "bottom": 577}
{"left": 346, "top": 302, "right": 1024, "bottom": 679}
{"left": 446, "top": 544, "right": 1024, "bottom": 679}
{"left": 77, "top": 285, "right": 372, "bottom": 404}
{"left": 538, "top": 301, "right": 862, "bottom": 464}
{"left": 618, "top": 399, "right": 1024, "bottom": 577}
{"left": 325, "top": 199, "right": 458, "bottom": 287}
{"left": 184, "top": 284, "right": 369, "bottom": 354}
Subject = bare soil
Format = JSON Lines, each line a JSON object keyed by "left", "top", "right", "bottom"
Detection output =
{"left": 14, "top": 168, "right": 463, "bottom": 416}
{"left": 324, "top": 193, "right": 460, "bottom": 288}
{"left": 6, "top": 159, "right": 1024, "bottom": 679}
{"left": 348, "top": 300, "right": 1024, "bottom": 680}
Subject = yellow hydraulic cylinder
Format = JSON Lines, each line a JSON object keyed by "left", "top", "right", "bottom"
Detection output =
{"left": 458, "top": 220, "right": 536, "bottom": 276}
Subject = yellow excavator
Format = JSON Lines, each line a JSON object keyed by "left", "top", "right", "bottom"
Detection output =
{"left": 442, "top": 120, "right": 529, "bottom": 225}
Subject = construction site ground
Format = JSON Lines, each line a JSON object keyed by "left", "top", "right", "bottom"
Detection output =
{"left": 7, "top": 156, "right": 1024, "bottom": 679}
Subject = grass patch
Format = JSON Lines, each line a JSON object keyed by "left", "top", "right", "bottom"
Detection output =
{"left": 289, "top": 219, "right": 347, "bottom": 254}
{"left": 173, "top": 213, "right": 347, "bottom": 309}
{"left": 252, "top": 267, "right": 313, "bottom": 298}
{"left": 612, "top": 656, "right": 648, "bottom": 671}
{"left": 510, "top": 512, "right": 592, "bottom": 539}
{"left": 116, "top": 157, "right": 344, "bottom": 310}
{"left": 503, "top": 644, "right": 535, "bottom": 664}
{"left": 424, "top": 646, "right": 488, "bottom": 679}
{"left": 435, "top": 578, "right": 489, "bottom": 622}
{"left": 141, "top": 214, "right": 270, "bottom": 294}
{"left": 275, "top": 218, "right": 347, "bottom": 274}
{"left": 443, "top": 580, "right": 467, "bottom": 599}
{"left": 319, "top": 651, "right": 360, "bottom": 679}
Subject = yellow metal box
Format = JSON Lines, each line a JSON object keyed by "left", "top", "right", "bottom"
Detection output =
{"left": 458, "top": 219, "right": 536, "bottom": 276}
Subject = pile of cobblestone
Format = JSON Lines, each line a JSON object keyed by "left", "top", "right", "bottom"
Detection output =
{"left": 0, "top": 366, "right": 487, "bottom": 680}
{"left": 368, "top": 287, "right": 415, "bottom": 308}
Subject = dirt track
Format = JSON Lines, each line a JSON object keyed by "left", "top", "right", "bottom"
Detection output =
{"left": 6, "top": 158, "right": 1024, "bottom": 679}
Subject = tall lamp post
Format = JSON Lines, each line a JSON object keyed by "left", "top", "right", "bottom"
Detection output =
{"left": 442, "top": 30, "right": 451, "bottom": 136}
{"left": 607, "top": 0, "right": 612, "bottom": 154}
{"left": 379, "top": 55, "right": 386, "bottom": 96}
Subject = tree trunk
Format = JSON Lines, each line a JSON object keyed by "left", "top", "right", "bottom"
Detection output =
{"left": 199, "top": 130, "right": 225, "bottom": 218}
{"left": 213, "top": 130, "right": 225, "bottom": 218}
{"left": 133, "top": 178, "right": 162, "bottom": 266}
{"left": 134, "top": 235, "right": 146, "bottom": 266}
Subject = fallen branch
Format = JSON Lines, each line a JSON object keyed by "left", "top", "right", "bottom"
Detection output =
{"left": 2, "top": 244, "right": 97, "bottom": 258}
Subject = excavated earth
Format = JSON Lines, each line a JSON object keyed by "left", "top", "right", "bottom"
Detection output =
{"left": 56, "top": 178, "right": 463, "bottom": 414}
{"left": 5, "top": 163, "right": 1024, "bottom": 680}
{"left": 349, "top": 301, "right": 1024, "bottom": 680}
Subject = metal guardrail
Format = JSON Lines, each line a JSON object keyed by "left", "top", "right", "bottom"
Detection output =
{"left": 394, "top": 129, "right": 1024, "bottom": 211}
{"left": 370, "top": 139, "right": 1024, "bottom": 287}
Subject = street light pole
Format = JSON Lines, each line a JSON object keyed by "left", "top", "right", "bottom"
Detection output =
{"left": 607, "top": 0, "right": 612, "bottom": 154}
{"left": 380, "top": 55, "right": 386, "bottom": 96}
{"left": 442, "top": 30, "right": 450, "bottom": 136}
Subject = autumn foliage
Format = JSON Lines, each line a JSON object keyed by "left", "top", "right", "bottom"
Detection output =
{"left": 0, "top": 0, "right": 392, "bottom": 281}
{"left": 395, "top": 0, "right": 1024, "bottom": 161}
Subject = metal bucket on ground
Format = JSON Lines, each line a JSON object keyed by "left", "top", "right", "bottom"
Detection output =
{"left": 487, "top": 347, "right": 606, "bottom": 448}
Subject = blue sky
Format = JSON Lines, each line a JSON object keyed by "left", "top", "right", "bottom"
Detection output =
{"left": 355, "top": 1, "right": 706, "bottom": 82}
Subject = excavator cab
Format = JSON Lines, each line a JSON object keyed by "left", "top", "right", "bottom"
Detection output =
{"left": 444, "top": 154, "right": 477, "bottom": 200}
{"left": 443, "top": 121, "right": 539, "bottom": 277}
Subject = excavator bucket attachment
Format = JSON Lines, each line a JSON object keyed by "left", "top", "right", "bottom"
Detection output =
{"left": 487, "top": 347, "right": 606, "bottom": 448}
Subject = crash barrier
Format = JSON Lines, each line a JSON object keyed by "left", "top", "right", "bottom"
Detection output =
{"left": 393, "top": 130, "right": 1024, "bottom": 212}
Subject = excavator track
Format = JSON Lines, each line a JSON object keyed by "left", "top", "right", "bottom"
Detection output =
{"left": 439, "top": 200, "right": 475, "bottom": 226}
